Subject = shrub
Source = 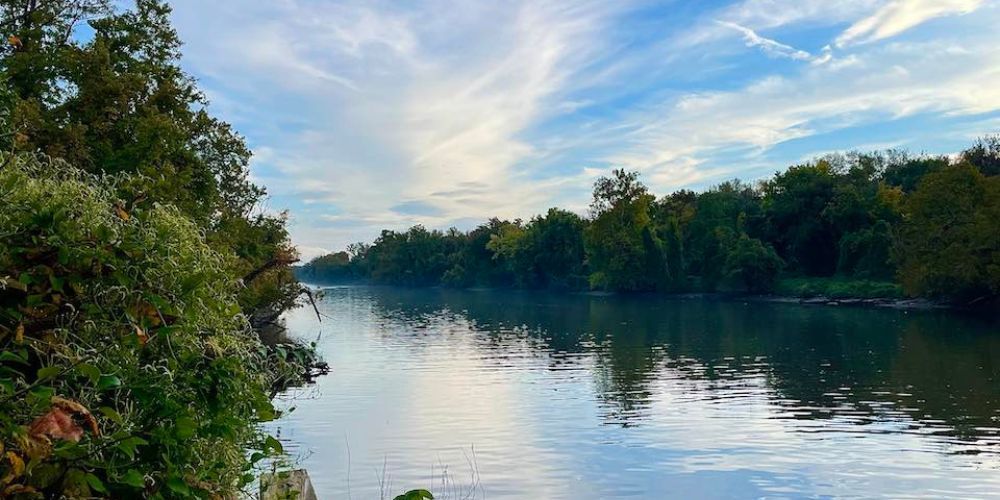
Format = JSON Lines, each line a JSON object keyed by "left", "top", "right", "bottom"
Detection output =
{"left": 724, "top": 235, "right": 783, "bottom": 293}
{"left": 775, "top": 277, "right": 903, "bottom": 299}
{"left": 0, "top": 154, "right": 299, "bottom": 498}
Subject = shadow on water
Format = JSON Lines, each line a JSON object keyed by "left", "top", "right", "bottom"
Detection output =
{"left": 362, "top": 287, "right": 999, "bottom": 442}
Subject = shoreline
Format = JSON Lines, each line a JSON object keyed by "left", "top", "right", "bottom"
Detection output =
{"left": 303, "top": 282, "right": 990, "bottom": 312}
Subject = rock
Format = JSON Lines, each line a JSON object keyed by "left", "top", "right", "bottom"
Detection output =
{"left": 261, "top": 469, "right": 318, "bottom": 500}
{"left": 801, "top": 297, "right": 828, "bottom": 305}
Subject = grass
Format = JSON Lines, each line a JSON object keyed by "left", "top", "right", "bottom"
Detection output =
{"left": 775, "top": 277, "right": 904, "bottom": 299}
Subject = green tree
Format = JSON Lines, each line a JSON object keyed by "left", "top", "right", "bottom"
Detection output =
{"left": 724, "top": 234, "right": 784, "bottom": 293}
{"left": 585, "top": 170, "right": 663, "bottom": 291}
{"left": 0, "top": 0, "right": 299, "bottom": 325}
{"left": 685, "top": 181, "right": 762, "bottom": 290}
{"left": 960, "top": 135, "right": 1000, "bottom": 176}
{"left": 508, "top": 209, "right": 587, "bottom": 290}
{"left": 896, "top": 163, "right": 1000, "bottom": 302}
{"left": 762, "top": 161, "right": 840, "bottom": 276}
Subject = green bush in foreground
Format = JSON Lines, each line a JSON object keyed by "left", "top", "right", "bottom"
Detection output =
{"left": 0, "top": 154, "right": 298, "bottom": 498}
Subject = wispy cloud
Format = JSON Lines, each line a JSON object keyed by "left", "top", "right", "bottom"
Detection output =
{"left": 715, "top": 21, "right": 814, "bottom": 61}
{"left": 167, "top": 0, "right": 1000, "bottom": 252}
{"left": 836, "top": 0, "right": 985, "bottom": 46}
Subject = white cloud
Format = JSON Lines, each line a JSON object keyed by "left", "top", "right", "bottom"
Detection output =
{"left": 836, "top": 0, "right": 985, "bottom": 47}
{"left": 601, "top": 36, "right": 1000, "bottom": 191}
{"left": 167, "top": 0, "right": 1000, "bottom": 251}
{"left": 716, "top": 21, "right": 814, "bottom": 61}
{"left": 295, "top": 245, "right": 331, "bottom": 262}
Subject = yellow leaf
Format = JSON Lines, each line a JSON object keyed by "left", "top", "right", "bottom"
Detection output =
{"left": 113, "top": 203, "right": 130, "bottom": 221}
{"left": 2, "top": 451, "right": 24, "bottom": 484}
{"left": 14, "top": 323, "right": 23, "bottom": 344}
{"left": 3, "top": 484, "right": 37, "bottom": 496}
{"left": 134, "top": 324, "right": 149, "bottom": 346}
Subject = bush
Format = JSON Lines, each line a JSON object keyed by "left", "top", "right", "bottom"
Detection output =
{"left": 0, "top": 154, "right": 299, "bottom": 498}
{"left": 775, "top": 277, "right": 903, "bottom": 299}
{"left": 724, "top": 235, "right": 783, "bottom": 293}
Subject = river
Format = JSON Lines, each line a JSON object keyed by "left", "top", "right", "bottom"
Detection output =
{"left": 270, "top": 286, "right": 999, "bottom": 499}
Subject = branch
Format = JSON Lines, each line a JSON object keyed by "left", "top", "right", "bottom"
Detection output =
{"left": 241, "top": 255, "right": 299, "bottom": 285}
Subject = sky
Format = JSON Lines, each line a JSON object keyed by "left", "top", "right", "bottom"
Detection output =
{"left": 166, "top": 0, "right": 1000, "bottom": 260}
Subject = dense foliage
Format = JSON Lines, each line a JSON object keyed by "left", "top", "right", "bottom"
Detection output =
{"left": 0, "top": 0, "right": 301, "bottom": 328}
{"left": 0, "top": 155, "right": 303, "bottom": 498}
{"left": 0, "top": 1, "right": 316, "bottom": 497}
{"left": 302, "top": 138, "right": 1000, "bottom": 304}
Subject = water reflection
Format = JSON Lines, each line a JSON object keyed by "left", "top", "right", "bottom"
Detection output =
{"left": 369, "top": 288, "right": 999, "bottom": 437}
{"left": 275, "top": 286, "right": 1000, "bottom": 498}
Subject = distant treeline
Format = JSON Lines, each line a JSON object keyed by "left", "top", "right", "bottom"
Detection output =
{"left": 299, "top": 137, "right": 1000, "bottom": 303}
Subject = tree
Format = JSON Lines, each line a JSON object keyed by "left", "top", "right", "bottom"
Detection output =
{"left": 762, "top": 161, "right": 840, "bottom": 276}
{"left": 960, "top": 135, "right": 1000, "bottom": 176}
{"left": 724, "top": 234, "right": 784, "bottom": 293}
{"left": 585, "top": 170, "right": 663, "bottom": 291}
{"left": 685, "top": 181, "right": 762, "bottom": 290}
{"left": 0, "top": 0, "right": 298, "bottom": 324}
{"left": 895, "top": 163, "right": 1000, "bottom": 302}
{"left": 509, "top": 209, "right": 587, "bottom": 290}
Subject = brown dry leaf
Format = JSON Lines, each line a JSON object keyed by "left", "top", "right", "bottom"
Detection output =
{"left": 14, "top": 323, "right": 23, "bottom": 344}
{"left": 3, "top": 278, "right": 27, "bottom": 292}
{"left": 53, "top": 397, "right": 99, "bottom": 437}
{"left": 2, "top": 484, "right": 38, "bottom": 497}
{"left": 7, "top": 35, "right": 21, "bottom": 48}
{"left": 134, "top": 302, "right": 162, "bottom": 327}
{"left": 28, "top": 397, "right": 100, "bottom": 444}
{"left": 113, "top": 203, "right": 130, "bottom": 221}
{"left": 28, "top": 407, "right": 83, "bottom": 442}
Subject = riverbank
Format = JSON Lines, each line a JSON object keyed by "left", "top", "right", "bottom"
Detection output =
{"left": 305, "top": 280, "right": 988, "bottom": 312}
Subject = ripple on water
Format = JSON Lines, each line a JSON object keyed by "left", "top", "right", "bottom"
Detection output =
{"left": 270, "top": 287, "right": 1000, "bottom": 499}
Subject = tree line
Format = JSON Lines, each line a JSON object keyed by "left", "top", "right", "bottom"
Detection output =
{"left": 301, "top": 138, "right": 1000, "bottom": 304}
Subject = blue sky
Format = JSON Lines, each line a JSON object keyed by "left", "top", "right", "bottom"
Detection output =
{"left": 167, "top": 0, "right": 1000, "bottom": 259}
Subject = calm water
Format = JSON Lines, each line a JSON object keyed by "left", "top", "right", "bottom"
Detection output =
{"left": 272, "top": 286, "right": 1000, "bottom": 499}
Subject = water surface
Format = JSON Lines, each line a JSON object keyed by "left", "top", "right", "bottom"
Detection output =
{"left": 272, "top": 286, "right": 999, "bottom": 499}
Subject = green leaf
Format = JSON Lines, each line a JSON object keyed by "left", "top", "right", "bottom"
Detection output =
{"left": 99, "top": 406, "right": 124, "bottom": 424}
{"left": 263, "top": 435, "right": 283, "bottom": 455}
{"left": 77, "top": 363, "right": 101, "bottom": 383}
{"left": 0, "top": 378, "right": 13, "bottom": 394}
{"left": 166, "top": 476, "right": 190, "bottom": 495}
{"left": 36, "top": 366, "right": 61, "bottom": 381}
{"left": 49, "top": 275, "right": 64, "bottom": 292}
{"left": 116, "top": 436, "right": 148, "bottom": 459}
{"left": 394, "top": 490, "right": 434, "bottom": 500}
{"left": 119, "top": 469, "right": 145, "bottom": 489}
{"left": 57, "top": 247, "right": 70, "bottom": 266}
{"left": 97, "top": 374, "right": 121, "bottom": 391}
{"left": 29, "top": 385, "right": 54, "bottom": 402}
{"left": 175, "top": 416, "right": 197, "bottom": 439}
{"left": 84, "top": 473, "right": 107, "bottom": 493}
{"left": 0, "top": 350, "right": 28, "bottom": 365}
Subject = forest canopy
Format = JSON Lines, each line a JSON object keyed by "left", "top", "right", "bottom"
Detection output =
{"left": 300, "top": 137, "right": 1000, "bottom": 305}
